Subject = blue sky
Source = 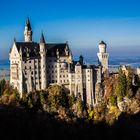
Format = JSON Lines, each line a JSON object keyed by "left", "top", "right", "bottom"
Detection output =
{"left": 0, "top": 0, "right": 140, "bottom": 59}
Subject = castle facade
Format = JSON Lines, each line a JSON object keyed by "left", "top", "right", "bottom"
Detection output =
{"left": 9, "top": 18, "right": 109, "bottom": 106}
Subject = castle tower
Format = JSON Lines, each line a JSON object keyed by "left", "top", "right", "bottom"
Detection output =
{"left": 97, "top": 41, "right": 109, "bottom": 73}
{"left": 19, "top": 47, "right": 23, "bottom": 97}
{"left": 40, "top": 33, "right": 47, "bottom": 90}
{"left": 75, "top": 62, "right": 83, "bottom": 100}
{"left": 24, "top": 18, "right": 33, "bottom": 42}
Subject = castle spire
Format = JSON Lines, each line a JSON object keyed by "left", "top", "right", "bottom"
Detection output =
{"left": 24, "top": 17, "right": 33, "bottom": 42}
{"left": 40, "top": 32, "right": 45, "bottom": 44}
{"left": 26, "top": 17, "right": 31, "bottom": 30}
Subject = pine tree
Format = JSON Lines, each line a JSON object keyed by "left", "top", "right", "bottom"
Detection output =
{"left": 126, "top": 67, "right": 133, "bottom": 98}
{"left": 115, "top": 69, "right": 127, "bottom": 101}
{"left": 0, "top": 79, "right": 6, "bottom": 96}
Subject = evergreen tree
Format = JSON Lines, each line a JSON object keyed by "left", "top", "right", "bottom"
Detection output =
{"left": 109, "top": 95, "right": 117, "bottom": 106}
{"left": 126, "top": 67, "right": 133, "bottom": 97}
{"left": 0, "top": 79, "right": 6, "bottom": 96}
{"left": 115, "top": 69, "right": 127, "bottom": 101}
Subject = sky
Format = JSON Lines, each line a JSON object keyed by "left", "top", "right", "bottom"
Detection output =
{"left": 0, "top": 0, "right": 140, "bottom": 59}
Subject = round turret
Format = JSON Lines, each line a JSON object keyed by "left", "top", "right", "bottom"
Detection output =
{"left": 99, "top": 41, "right": 107, "bottom": 53}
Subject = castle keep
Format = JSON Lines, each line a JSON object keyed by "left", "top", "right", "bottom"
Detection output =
{"left": 9, "top": 18, "right": 109, "bottom": 106}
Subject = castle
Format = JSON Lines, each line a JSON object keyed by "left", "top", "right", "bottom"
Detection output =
{"left": 9, "top": 18, "right": 109, "bottom": 106}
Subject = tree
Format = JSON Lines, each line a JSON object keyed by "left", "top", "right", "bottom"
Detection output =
{"left": 126, "top": 67, "right": 134, "bottom": 98}
{"left": 115, "top": 69, "right": 127, "bottom": 101}
{"left": 39, "top": 91, "right": 46, "bottom": 106}
{"left": 109, "top": 95, "right": 117, "bottom": 107}
{"left": 47, "top": 85, "right": 69, "bottom": 112}
{"left": 69, "top": 92, "right": 76, "bottom": 108}
{"left": 72, "top": 97, "right": 85, "bottom": 118}
{"left": 0, "top": 79, "right": 6, "bottom": 96}
{"left": 28, "top": 97, "right": 33, "bottom": 109}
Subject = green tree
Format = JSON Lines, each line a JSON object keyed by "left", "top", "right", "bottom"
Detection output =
{"left": 109, "top": 95, "right": 117, "bottom": 106}
{"left": 39, "top": 91, "right": 46, "bottom": 106}
{"left": 0, "top": 79, "right": 6, "bottom": 96}
{"left": 115, "top": 69, "right": 127, "bottom": 101}
{"left": 126, "top": 67, "right": 133, "bottom": 98}
{"left": 47, "top": 85, "right": 69, "bottom": 112}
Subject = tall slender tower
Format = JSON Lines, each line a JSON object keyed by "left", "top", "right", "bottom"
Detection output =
{"left": 97, "top": 41, "right": 109, "bottom": 73}
{"left": 19, "top": 47, "right": 23, "bottom": 97}
{"left": 24, "top": 18, "right": 33, "bottom": 42}
{"left": 40, "top": 33, "right": 47, "bottom": 90}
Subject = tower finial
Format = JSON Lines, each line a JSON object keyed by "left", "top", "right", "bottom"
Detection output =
{"left": 26, "top": 17, "right": 31, "bottom": 30}
{"left": 99, "top": 40, "right": 106, "bottom": 45}
{"left": 40, "top": 31, "right": 46, "bottom": 44}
